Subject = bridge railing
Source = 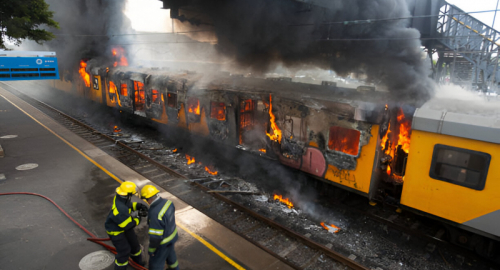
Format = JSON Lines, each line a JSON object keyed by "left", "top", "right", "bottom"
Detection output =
{"left": 436, "top": 2, "right": 500, "bottom": 87}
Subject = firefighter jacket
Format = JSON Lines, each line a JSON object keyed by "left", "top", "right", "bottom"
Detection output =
{"left": 147, "top": 197, "right": 178, "bottom": 253}
{"left": 105, "top": 195, "right": 141, "bottom": 236}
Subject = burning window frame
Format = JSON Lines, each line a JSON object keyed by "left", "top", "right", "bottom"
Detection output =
{"left": 167, "top": 93, "right": 177, "bottom": 108}
{"left": 120, "top": 83, "right": 128, "bottom": 97}
{"left": 151, "top": 89, "right": 160, "bottom": 105}
{"left": 210, "top": 102, "right": 226, "bottom": 121}
{"left": 238, "top": 99, "right": 256, "bottom": 145}
{"left": 187, "top": 97, "right": 201, "bottom": 115}
{"left": 108, "top": 81, "right": 117, "bottom": 102}
{"left": 327, "top": 126, "right": 361, "bottom": 156}
{"left": 133, "top": 81, "right": 145, "bottom": 107}
{"left": 187, "top": 96, "right": 202, "bottom": 123}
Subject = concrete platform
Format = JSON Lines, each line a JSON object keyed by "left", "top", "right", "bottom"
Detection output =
{"left": 0, "top": 83, "right": 293, "bottom": 270}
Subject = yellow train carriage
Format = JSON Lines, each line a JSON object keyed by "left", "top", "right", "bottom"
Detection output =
{"left": 401, "top": 100, "right": 500, "bottom": 241}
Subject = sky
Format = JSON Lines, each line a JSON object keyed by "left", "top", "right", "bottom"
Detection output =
{"left": 124, "top": 0, "right": 500, "bottom": 33}
{"left": 447, "top": 0, "right": 500, "bottom": 30}
{"left": 124, "top": 0, "right": 172, "bottom": 33}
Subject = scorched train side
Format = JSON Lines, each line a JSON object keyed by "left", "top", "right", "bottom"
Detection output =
{"left": 49, "top": 61, "right": 500, "bottom": 258}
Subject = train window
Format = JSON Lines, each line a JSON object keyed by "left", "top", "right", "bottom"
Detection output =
{"left": 240, "top": 99, "right": 254, "bottom": 112}
{"left": 429, "top": 145, "right": 490, "bottom": 190}
{"left": 210, "top": 102, "right": 226, "bottom": 121}
{"left": 151, "top": 90, "right": 160, "bottom": 104}
{"left": 187, "top": 97, "right": 200, "bottom": 115}
{"left": 328, "top": 126, "right": 360, "bottom": 156}
{"left": 167, "top": 93, "right": 177, "bottom": 108}
{"left": 133, "top": 81, "right": 145, "bottom": 104}
{"left": 93, "top": 77, "right": 99, "bottom": 90}
{"left": 120, "top": 83, "right": 128, "bottom": 96}
{"left": 109, "top": 81, "right": 117, "bottom": 102}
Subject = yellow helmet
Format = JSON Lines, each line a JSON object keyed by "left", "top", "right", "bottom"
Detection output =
{"left": 116, "top": 181, "right": 137, "bottom": 196}
{"left": 140, "top": 185, "right": 160, "bottom": 199}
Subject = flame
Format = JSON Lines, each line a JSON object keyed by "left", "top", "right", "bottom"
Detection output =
{"left": 380, "top": 122, "right": 392, "bottom": 156}
{"left": 397, "top": 108, "right": 411, "bottom": 154}
{"left": 172, "top": 148, "right": 177, "bottom": 153}
{"left": 320, "top": 222, "right": 340, "bottom": 233}
{"left": 380, "top": 106, "right": 412, "bottom": 178}
{"left": 204, "top": 166, "right": 218, "bottom": 175}
{"left": 273, "top": 194, "right": 294, "bottom": 209}
{"left": 328, "top": 126, "right": 360, "bottom": 156}
{"left": 188, "top": 98, "right": 200, "bottom": 115}
{"left": 111, "top": 47, "right": 128, "bottom": 67}
{"left": 211, "top": 102, "right": 226, "bottom": 121}
{"left": 109, "top": 81, "right": 117, "bottom": 94}
{"left": 259, "top": 148, "right": 266, "bottom": 153}
{"left": 266, "top": 95, "right": 282, "bottom": 142}
{"left": 185, "top": 154, "right": 195, "bottom": 165}
{"left": 113, "top": 126, "right": 121, "bottom": 133}
{"left": 78, "top": 60, "right": 90, "bottom": 87}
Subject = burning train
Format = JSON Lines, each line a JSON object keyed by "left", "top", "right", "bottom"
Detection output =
{"left": 50, "top": 52, "right": 499, "bottom": 257}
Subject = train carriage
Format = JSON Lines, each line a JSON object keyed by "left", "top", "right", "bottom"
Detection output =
{"left": 52, "top": 62, "right": 500, "bottom": 257}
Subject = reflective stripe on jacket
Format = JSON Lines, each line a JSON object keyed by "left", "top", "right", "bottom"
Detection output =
{"left": 147, "top": 197, "right": 177, "bottom": 252}
{"left": 105, "top": 195, "right": 139, "bottom": 235}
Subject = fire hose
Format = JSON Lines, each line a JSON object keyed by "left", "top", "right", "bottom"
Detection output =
{"left": 0, "top": 192, "right": 148, "bottom": 270}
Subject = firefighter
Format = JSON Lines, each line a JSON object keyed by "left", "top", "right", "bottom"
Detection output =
{"left": 140, "top": 185, "right": 179, "bottom": 270}
{"left": 105, "top": 181, "right": 148, "bottom": 269}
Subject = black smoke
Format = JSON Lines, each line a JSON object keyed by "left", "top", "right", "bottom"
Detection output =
{"left": 174, "top": 0, "right": 435, "bottom": 100}
{"left": 22, "top": 0, "right": 133, "bottom": 76}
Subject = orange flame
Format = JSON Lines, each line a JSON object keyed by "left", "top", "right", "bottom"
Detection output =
{"left": 259, "top": 148, "right": 266, "bottom": 153}
{"left": 188, "top": 98, "right": 200, "bottom": 115}
{"left": 185, "top": 154, "right": 195, "bottom": 165}
{"left": 320, "top": 222, "right": 340, "bottom": 233}
{"left": 397, "top": 108, "right": 411, "bottom": 154}
{"left": 172, "top": 148, "right": 177, "bottom": 153}
{"left": 380, "top": 122, "right": 392, "bottom": 156}
{"left": 78, "top": 60, "right": 90, "bottom": 87}
{"left": 204, "top": 166, "right": 218, "bottom": 175}
{"left": 112, "top": 47, "right": 128, "bottom": 67}
{"left": 113, "top": 125, "right": 121, "bottom": 133}
{"left": 266, "top": 95, "right": 282, "bottom": 142}
{"left": 273, "top": 194, "right": 294, "bottom": 209}
{"left": 109, "top": 81, "right": 117, "bottom": 94}
{"left": 380, "top": 106, "right": 412, "bottom": 178}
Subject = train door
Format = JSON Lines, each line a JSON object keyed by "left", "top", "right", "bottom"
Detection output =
{"left": 145, "top": 87, "right": 162, "bottom": 119}
{"left": 238, "top": 99, "right": 255, "bottom": 146}
{"left": 166, "top": 91, "right": 179, "bottom": 125}
{"left": 118, "top": 81, "right": 133, "bottom": 110}
{"left": 133, "top": 80, "right": 145, "bottom": 115}
{"left": 106, "top": 80, "right": 119, "bottom": 107}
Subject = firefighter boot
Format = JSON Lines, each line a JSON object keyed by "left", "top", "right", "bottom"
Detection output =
{"left": 131, "top": 251, "right": 145, "bottom": 266}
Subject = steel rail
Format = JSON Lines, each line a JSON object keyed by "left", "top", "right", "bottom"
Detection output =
{"left": 13, "top": 89, "right": 368, "bottom": 270}
{"left": 5, "top": 83, "right": 499, "bottom": 269}
{"left": 191, "top": 182, "right": 370, "bottom": 270}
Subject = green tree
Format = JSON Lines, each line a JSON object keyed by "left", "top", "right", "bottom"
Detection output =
{"left": 0, "top": 0, "right": 59, "bottom": 49}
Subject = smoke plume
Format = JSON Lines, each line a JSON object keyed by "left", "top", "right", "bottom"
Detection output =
{"left": 174, "top": 0, "right": 435, "bottom": 100}
{"left": 21, "top": 0, "right": 133, "bottom": 76}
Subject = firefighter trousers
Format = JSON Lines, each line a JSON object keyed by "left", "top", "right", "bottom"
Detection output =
{"left": 110, "top": 229, "right": 144, "bottom": 269}
{"left": 149, "top": 243, "right": 179, "bottom": 270}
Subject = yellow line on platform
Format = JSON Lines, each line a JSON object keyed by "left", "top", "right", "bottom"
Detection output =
{"left": 0, "top": 92, "right": 123, "bottom": 184}
{"left": 0, "top": 86, "right": 245, "bottom": 269}
{"left": 176, "top": 222, "right": 246, "bottom": 270}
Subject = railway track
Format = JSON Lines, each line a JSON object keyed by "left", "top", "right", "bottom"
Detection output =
{"left": 3, "top": 81, "right": 498, "bottom": 270}
{"left": 1, "top": 82, "right": 369, "bottom": 270}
